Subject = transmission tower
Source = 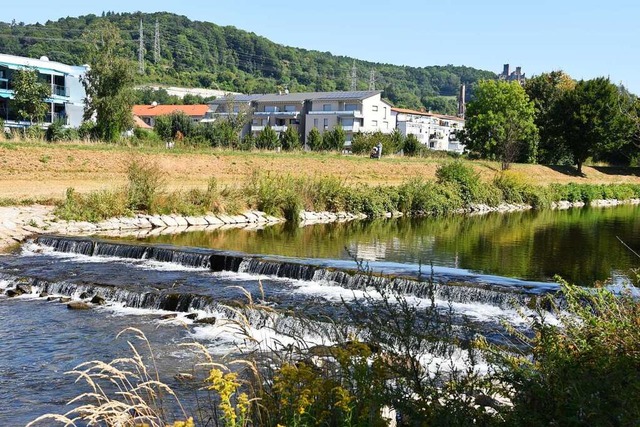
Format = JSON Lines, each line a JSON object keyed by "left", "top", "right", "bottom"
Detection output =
{"left": 153, "top": 19, "right": 160, "bottom": 64}
{"left": 138, "top": 19, "right": 145, "bottom": 74}
{"left": 369, "top": 69, "right": 376, "bottom": 90}
{"left": 350, "top": 60, "right": 357, "bottom": 91}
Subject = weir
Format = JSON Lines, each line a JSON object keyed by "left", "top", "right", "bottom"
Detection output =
{"left": 35, "top": 235, "right": 556, "bottom": 309}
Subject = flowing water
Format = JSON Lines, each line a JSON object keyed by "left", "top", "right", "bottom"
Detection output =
{"left": 0, "top": 205, "right": 638, "bottom": 425}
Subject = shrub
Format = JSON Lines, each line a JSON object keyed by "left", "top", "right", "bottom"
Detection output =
{"left": 279, "top": 126, "right": 301, "bottom": 151}
{"left": 126, "top": 159, "right": 165, "bottom": 211}
{"left": 306, "top": 127, "right": 322, "bottom": 151}
{"left": 255, "top": 125, "right": 279, "bottom": 150}
{"left": 77, "top": 121, "right": 96, "bottom": 141}
{"left": 54, "top": 187, "right": 131, "bottom": 222}
{"left": 45, "top": 119, "right": 66, "bottom": 142}
{"left": 485, "top": 282, "right": 640, "bottom": 426}
{"left": 403, "top": 134, "right": 422, "bottom": 156}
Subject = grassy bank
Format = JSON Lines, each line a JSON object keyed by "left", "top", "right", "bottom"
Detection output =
{"left": 1, "top": 140, "right": 640, "bottom": 200}
{"left": 54, "top": 159, "right": 640, "bottom": 222}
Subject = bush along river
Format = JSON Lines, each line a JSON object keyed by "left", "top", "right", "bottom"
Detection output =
{"left": 0, "top": 204, "right": 638, "bottom": 425}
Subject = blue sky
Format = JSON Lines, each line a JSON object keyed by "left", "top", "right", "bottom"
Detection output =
{"left": 4, "top": 0, "right": 640, "bottom": 93}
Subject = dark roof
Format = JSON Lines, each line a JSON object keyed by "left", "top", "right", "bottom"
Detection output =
{"left": 212, "top": 90, "right": 383, "bottom": 104}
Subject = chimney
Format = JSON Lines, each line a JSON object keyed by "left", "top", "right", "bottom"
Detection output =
{"left": 503, "top": 64, "right": 510, "bottom": 76}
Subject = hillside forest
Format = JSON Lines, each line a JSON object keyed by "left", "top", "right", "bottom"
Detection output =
{"left": 0, "top": 11, "right": 496, "bottom": 115}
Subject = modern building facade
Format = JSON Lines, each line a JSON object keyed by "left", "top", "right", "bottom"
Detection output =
{"left": 0, "top": 53, "right": 87, "bottom": 127}
{"left": 392, "top": 108, "right": 465, "bottom": 154}
{"left": 210, "top": 90, "right": 396, "bottom": 147}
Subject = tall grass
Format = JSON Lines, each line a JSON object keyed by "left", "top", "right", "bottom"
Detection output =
{"left": 54, "top": 160, "right": 640, "bottom": 223}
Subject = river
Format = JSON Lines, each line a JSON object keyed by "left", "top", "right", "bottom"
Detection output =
{"left": 0, "top": 205, "right": 638, "bottom": 425}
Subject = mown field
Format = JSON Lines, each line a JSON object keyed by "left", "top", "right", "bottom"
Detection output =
{"left": 1, "top": 141, "right": 639, "bottom": 201}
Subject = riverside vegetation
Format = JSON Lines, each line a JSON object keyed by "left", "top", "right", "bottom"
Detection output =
{"left": 26, "top": 274, "right": 640, "bottom": 427}
{"left": 54, "top": 158, "right": 640, "bottom": 223}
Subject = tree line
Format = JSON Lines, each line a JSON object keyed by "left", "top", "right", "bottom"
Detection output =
{"left": 462, "top": 73, "right": 639, "bottom": 173}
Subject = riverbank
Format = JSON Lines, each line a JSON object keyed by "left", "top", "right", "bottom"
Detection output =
{"left": 1, "top": 141, "right": 639, "bottom": 200}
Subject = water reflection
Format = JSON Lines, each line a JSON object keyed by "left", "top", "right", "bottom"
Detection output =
{"left": 131, "top": 205, "right": 640, "bottom": 286}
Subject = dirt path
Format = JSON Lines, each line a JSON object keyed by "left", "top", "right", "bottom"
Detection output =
{"left": 1, "top": 143, "right": 638, "bottom": 200}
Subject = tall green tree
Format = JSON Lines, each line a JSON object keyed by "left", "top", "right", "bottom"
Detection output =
{"left": 462, "top": 80, "right": 538, "bottom": 169}
{"left": 525, "top": 71, "right": 576, "bottom": 164}
{"left": 255, "top": 125, "right": 278, "bottom": 150}
{"left": 12, "top": 68, "right": 50, "bottom": 124}
{"left": 81, "top": 21, "right": 135, "bottom": 142}
{"left": 279, "top": 126, "right": 301, "bottom": 151}
{"left": 554, "top": 77, "right": 634, "bottom": 174}
{"left": 307, "top": 127, "right": 322, "bottom": 151}
{"left": 323, "top": 125, "right": 346, "bottom": 151}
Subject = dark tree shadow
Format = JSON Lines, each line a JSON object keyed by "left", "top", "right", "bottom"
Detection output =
{"left": 590, "top": 166, "right": 640, "bottom": 177}
{"left": 543, "top": 165, "right": 582, "bottom": 177}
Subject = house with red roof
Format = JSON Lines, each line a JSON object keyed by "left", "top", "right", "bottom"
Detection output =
{"left": 132, "top": 104, "right": 210, "bottom": 128}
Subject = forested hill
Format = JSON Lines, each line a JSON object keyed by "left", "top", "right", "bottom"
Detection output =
{"left": 0, "top": 12, "right": 496, "bottom": 113}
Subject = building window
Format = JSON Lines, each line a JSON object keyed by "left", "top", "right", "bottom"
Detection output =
{"left": 384, "top": 121, "right": 389, "bottom": 129}
{"left": 324, "top": 118, "right": 329, "bottom": 129}
{"left": 314, "top": 118, "right": 318, "bottom": 128}
{"left": 265, "top": 105, "right": 278, "bottom": 113}
{"left": 383, "top": 107, "right": 387, "bottom": 119}
{"left": 285, "top": 105, "right": 296, "bottom": 112}
{"left": 323, "top": 104, "right": 332, "bottom": 112}
{"left": 372, "top": 105, "right": 378, "bottom": 112}
{"left": 233, "top": 106, "right": 240, "bottom": 113}
{"left": 345, "top": 103, "right": 358, "bottom": 111}
{"left": 372, "top": 120, "right": 378, "bottom": 127}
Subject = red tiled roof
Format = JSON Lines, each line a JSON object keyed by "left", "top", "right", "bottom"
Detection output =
{"left": 133, "top": 115, "right": 152, "bottom": 129}
{"left": 132, "top": 104, "right": 210, "bottom": 117}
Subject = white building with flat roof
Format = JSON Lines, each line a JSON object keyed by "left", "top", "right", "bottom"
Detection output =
{"left": 392, "top": 107, "right": 465, "bottom": 154}
{"left": 0, "top": 53, "right": 87, "bottom": 127}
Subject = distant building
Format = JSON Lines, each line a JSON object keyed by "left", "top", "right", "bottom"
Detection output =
{"left": 499, "top": 64, "right": 526, "bottom": 86}
{"left": 132, "top": 104, "right": 210, "bottom": 127}
{"left": 210, "top": 90, "right": 396, "bottom": 147}
{"left": 392, "top": 108, "right": 465, "bottom": 154}
{"left": 0, "top": 53, "right": 87, "bottom": 127}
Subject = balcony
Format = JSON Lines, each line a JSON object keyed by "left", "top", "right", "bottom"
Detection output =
{"left": 45, "top": 112, "right": 69, "bottom": 124}
{"left": 51, "top": 84, "right": 69, "bottom": 97}
{"left": 254, "top": 111, "right": 299, "bottom": 118}
{"left": 308, "top": 110, "right": 363, "bottom": 118}
{"left": 272, "top": 125, "right": 288, "bottom": 132}
{"left": 251, "top": 125, "right": 266, "bottom": 132}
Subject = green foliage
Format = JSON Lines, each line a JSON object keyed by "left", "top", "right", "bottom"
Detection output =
{"left": 45, "top": 119, "right": 78, "bottom": 142}
{"left": 553, "top": 77, "right": 635, "bottom": 174}
{"left": 485, "top": 282, "right": 640, "bottom": 426}
{"left": 255, "top": 125, "right": 279, "bottom": 150}
{"left": 463, "top": 80, "right": 538, "bottom": 169}
{"left": 279, "top": 126, "right": 301, "bottom": 151}
{"left": 435, "top": 161, "right": 500, "bottom": 205}
{"left": 306, "top": 127, "right": 322, "bottom": 151}
{"left": 12, "top": 68, "right": 50, "bottom": 124}
{"left": 153, "top": 111, "right": 195, "bottom": 142}
{"left": 126, "top": 159, "right": 165, "bottom": 211}
{"left": 525, "top": 71, "right": 576, "bottom": 164}
{"left": 403, "top": 134, "right": 421, "bottom": 156}
{"left": 493, "top": 171, "right": 551, "bottom": 208}
{"left": 350, "top": 131, "right": 403, "bottom": 156}
{"left": 54, "top": 187, "right": 131, "bottom": 222}
{"left": 77, "top": 121, "right": 96, "bottom": 141}
{"left": 81, "top": 21, "right": 135, "bottom": 142}
{"left": 323, "top": 125, "right": 346, "bottom": 151}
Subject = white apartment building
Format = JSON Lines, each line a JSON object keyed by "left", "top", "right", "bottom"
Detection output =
{"left": 210, "top": 90, "right": 396, "bottom": 147}
{"left": 304, "top": 90, "right": 395, "bottom": 145}
{"left": 0, "top": 53, "right": 87, "bottom": 127}
{"left": 392, "top": 108, "right": 465, "bottom": 154}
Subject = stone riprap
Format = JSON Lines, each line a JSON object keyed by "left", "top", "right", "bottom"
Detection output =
{"left": 0, "top": 207, "right": 283, "bottom": 252}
